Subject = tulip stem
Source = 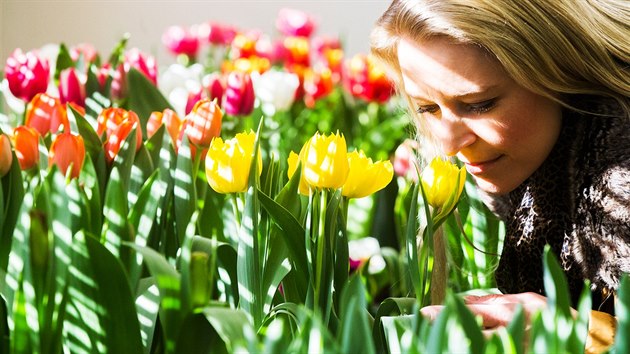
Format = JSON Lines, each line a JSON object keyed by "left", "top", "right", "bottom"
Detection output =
{"left": 231, "top": 193, "right": 242, "bottom": 230}
{"left": 313, "top": 189, "right": 327, "bottom": 320}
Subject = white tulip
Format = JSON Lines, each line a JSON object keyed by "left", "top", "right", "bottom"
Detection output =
{"left": 251, "top": 70, "right": 299, "bottom": 116}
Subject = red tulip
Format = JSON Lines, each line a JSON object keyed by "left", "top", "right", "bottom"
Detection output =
{"left": 276, "top": 8, "right": 316, "bottom": 38}
{"left": 163, "top": 25, "right": 199, "bottom": 58}
{"left": 4, "top": 49, "right": 50, "bottom": 102}
{"left": 185, "top": 87, "right": 203, "bottom": 115}
{"left": 49, "top": 132, "right": 85, "bottom": 179}
{"left": 25, "top": 93, "right": 70, "bottom": 136}
{"left": 303, "top": 67, "right": 334, "bottom": 108}
{"left": 183, "top": 98, "right": 222, "bottom": 148}
{"left": 59, "top": 67, "right": 86, "bottom": 108}
{"left": 70, "top": 43, "right": 98, "bottom": 64}
{"left": 223, "top": 71, "right": 255, "bottom": 116}
{"left": 344, "top": 54, "right": 394, "bottom": 103}
{"left": 0, "top": 134, "right": 13, "bottom": 177}
{"left": 203, "top": 73, "right": 225, "bottom": 104}
{"left": 12, "top": 126, "right": 40, "bottom": 170}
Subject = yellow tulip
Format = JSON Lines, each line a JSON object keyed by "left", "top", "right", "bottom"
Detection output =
{"left": 301, "top": 132, "right": 349, "bottom": 190}
{"left": 420, "top": 157, "right": 466, "bottom": 211}
{"left": 342, "top": 150, "right": 393, "bottom": 199}
{"left": 287, "top": 151, "right": 310, "bottom": 196}
{"left": 205, "top": 131, "right": 262, "bottom": 194}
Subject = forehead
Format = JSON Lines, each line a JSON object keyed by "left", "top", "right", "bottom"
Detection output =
{"left": 397, "top": 37, "right": 506, "bottom": 99}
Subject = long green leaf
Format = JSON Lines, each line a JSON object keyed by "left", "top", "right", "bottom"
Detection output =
{"left": 338, "top": 276, "right": 375, "bottom": 354}
{"left": 615, "top": 274, "right": 630, "bottom": 353}
{"left": 126, "top": 68, "right": 173, "bottom": 136}
{"left": 201, "top": 307, "right": 254, "bottom": 352}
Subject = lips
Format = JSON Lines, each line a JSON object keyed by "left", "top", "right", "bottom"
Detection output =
{"left": 464, "top": 155, "right": 503, "bottom": 175}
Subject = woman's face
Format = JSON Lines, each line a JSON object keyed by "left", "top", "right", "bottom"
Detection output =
{"left": 397, "top": 36, "right": 562, "bottom": 195}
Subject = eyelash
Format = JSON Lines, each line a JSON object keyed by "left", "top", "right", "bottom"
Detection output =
{"left": 415, "top": 99, "right": 497, "bottom": 115}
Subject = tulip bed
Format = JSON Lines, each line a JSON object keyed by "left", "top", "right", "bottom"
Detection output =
{"left": 1, "top": 8, "right": 629, "bottom": 354}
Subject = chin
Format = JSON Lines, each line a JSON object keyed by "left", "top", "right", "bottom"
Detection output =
{"left": 472, "top": 176, "right": 514, "bottom": 196}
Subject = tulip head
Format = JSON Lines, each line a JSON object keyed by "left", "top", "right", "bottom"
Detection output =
{"left": 420, "top": 157, "right": 466, "bottom": 213}
{"left": 49, "top": 132, "right": 85, "bottom": 179}
{"left": 147, "top": 108, "right": 183, "bottom": 146}
{"left": 252, "top": 70, "right": 299, "bottom": 116}
{"left": 0, "top": 134, "right": 13, "bottom": 177}
{"left": 59, "top": 67, "right": 87, "bottom": 108}
{"left": 184, "top": 98, "right": 223, "bottom": 148}
{"left": 342, "top": 150, "right": 393, "bottom": 199}
{"left": 302, "top": 132, "right": 349, "bottom": 190}
{"left": 223, "top": 71, "right": 255, "bottom": 116}
{"left": 205, "top": 131, "right": 262, "bottom": 194}
{"left": 162, "top": 25, "right": 200, "bottom": 58}
{"left": 276, "top": 8, "right": 316, "bottom": 38}
{"left": 25, "top": 93, "right": 70, "bottom": 136}
{"left": 12, "top": 126, "right": 40, "bottom": 170}
{"left": 97, "top": 108, "right": 142, "bottom": 163}
{"left": 287, "top": 151, "right": 309, "bottom": 196}
{"left": 344, "top": 54, "right": 394, "bottom": 103}
{"left": 4, "top": 49, "right": 50, "bottom": 102}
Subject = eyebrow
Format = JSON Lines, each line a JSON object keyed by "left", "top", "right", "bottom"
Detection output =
{"left": 408, "top": 84, "right": 500, "bottom": 102}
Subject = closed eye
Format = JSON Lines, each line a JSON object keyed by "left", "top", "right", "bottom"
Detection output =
{"left": 466, "top": 99, "right": 496, "bottom": 114}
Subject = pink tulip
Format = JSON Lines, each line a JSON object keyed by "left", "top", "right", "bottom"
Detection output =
{"left": 223, "top": 71, "right": 255, "bottom": 116}
{"left": 125, "top": 48, "right": 158, "bottom": 85}
{"left": 276, "top": 8, "right": 316, "bottom": 38}
{"left": 162, "top": 25, "right": 200, "bottom": 58}
{"left": 59, "top": 67, "right": 86, "bottom": 108}
{"left": 4, "top": 49, "right": 50, "bottom": 102}
{"left": 198, "top": 22, "right": 238, "bottom": 46}
{"left": 70, "top": 43, "right": 98, "bottom": 63}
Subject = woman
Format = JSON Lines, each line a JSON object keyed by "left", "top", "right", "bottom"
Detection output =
{"left": 370, "top": 0, "right": 629, "bottom": 350}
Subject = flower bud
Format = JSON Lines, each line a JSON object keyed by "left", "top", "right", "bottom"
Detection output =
{"left": 59, "top": 67, "right": 87, "bottom": 108}
{"left": 205, "top": 131, "right": 261, "bottom": 194}
{"left": 190, "top": 251, "right": 210, "bottom": 308}
{"left": 223, "top": 71, "right": 255, "bottom": 116}
{"left": 49, "top": 132, "right": 85, "bottom": 179}
{"left": 4, "top": 49, "right": 50, "bottom": 102}
{"left": 12, "top": 126, "right": 40, "bottom": 171}
{"left": 276, "top": 8, "right": 316, "bottom": 38}
{"left": 25, "top": 93, "right": 70, "bottom": 136}
{"left": 420, "top": 157, "right": 466, "bottom": 211}
{"left": 0, "top": 134, "right": 13, "bottom": 177}
{"left": 184, "top": 98, "right": 222, "bottom": 148}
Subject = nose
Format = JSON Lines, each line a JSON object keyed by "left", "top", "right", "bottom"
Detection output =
{"left": 433, "top": 110, "right": 476, "bottom": 156}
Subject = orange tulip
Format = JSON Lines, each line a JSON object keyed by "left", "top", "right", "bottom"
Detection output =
{"left": 12, "top": 126, "right": 40, "bottom": 170}
{"left": 25, "top": 93, "right": 70, "bottom": 136}
{"left": 97, "top": 108, "right": 143, "bottom": 163}
{"left": 0, "top": 134, "right": 13, "bottom": 177}
{"left": 147, "top": 108, "right": 183, "bottom": 145}
{"left": 49, "top": 132, "right": 85, "bottom": 179}
{"left": 183, "top": 98, "right": 222, "bottom": 148}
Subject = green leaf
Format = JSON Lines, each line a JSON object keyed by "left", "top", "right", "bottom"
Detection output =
{"left": 449, "top": 294, "right": 484, "bottom": 354}
{"left": 128, "top": 169, "right": 163, "bottom": 287}
{"left": 0, "top": 151, "right": 24, "bottom": 272}
{"left": 405, "top": 183, "right": 423, "bottom": 302}
{"left": 542, "top": 245, "right": 572, "bottom": 318}
{"left": 338, "top": 276, "right": 375, "bottom": 354}
{"left": 127, "top": 243, "right": 182, "bottom": 353}
{"left": 174, "top": 313, "right": 228, "bottom": 354}
{"left": 76, "top": 232, "right": 143, "bottom": 353}
{"left": 614, "top": 274, "right": 630, "bottom": 353}
{"left": 126, "top": 68, "right": 173, "bottom": 136}
{"left": 102, "top": 167, "right": 132, "bottom": 269}
{"left": 201, "top": 307, "right": 255, "bottom": 352}
{"left": 506, "top": 305, "right": 526, "bottom": 354}
{"left": 173, "top": 135, "right": 195, "bottom": 247}
{"left": 54, "top": 43, "right": 74, "bottom": 84}
{"left": 373, "top": 297, "right": 417, "bottom": 353}
{"left": 191, "top": 237, "right": 239, "bottom": 308}
{"left": 237, "top": 122, "right": 263, "bottom": 327}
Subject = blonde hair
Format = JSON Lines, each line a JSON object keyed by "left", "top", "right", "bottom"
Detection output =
{"left": 371, "top": 0, "right": 630, "bottom": 156}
